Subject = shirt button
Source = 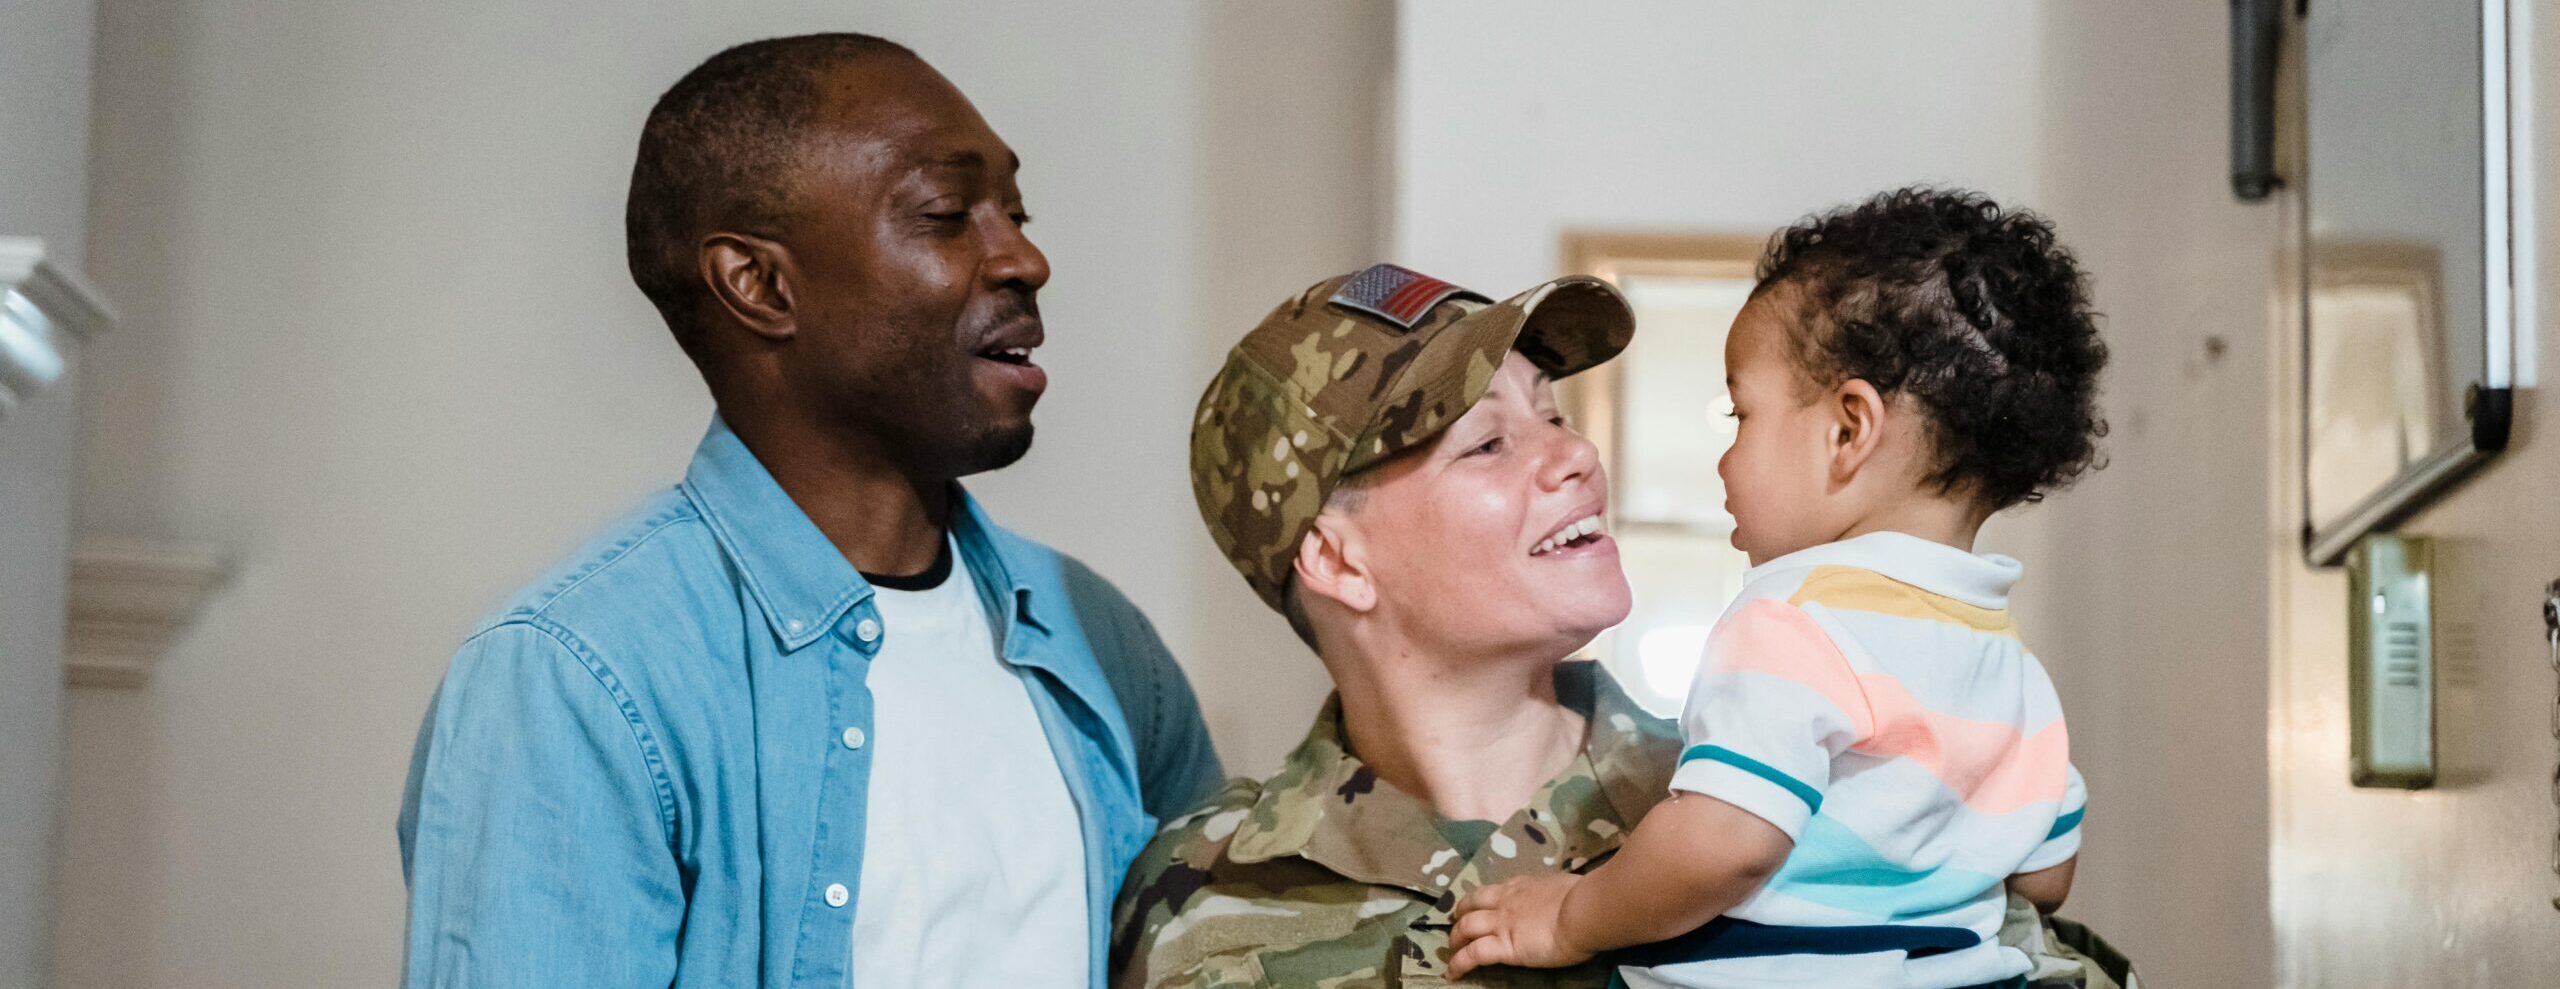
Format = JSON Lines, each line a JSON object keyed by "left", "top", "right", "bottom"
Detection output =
{"left": 854, "top": 618, "right": 881, "bottom": 643}
{"left": 784, "top": 619, "right": 805, "bottom": 634}
{"left": 824, "top": 883, "right": 850, "bottom": 908}
{"left": 841, "top": 727, "right": 866, "bottom": 750}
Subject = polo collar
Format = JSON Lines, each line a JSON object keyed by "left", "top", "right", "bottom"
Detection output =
{"left": 679, "top": 416, "right": 1047, "bottom": 651}
{"left": 1746, "top": 530, "right": 2024, "bottom": 610}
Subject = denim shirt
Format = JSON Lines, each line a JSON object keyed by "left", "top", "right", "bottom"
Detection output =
{"left": 398, "top": 417, "right": 1224, "bottom": 989}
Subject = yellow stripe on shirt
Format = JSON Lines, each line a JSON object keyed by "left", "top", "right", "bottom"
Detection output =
{"left": 1787, "top": 565, "right": 2018, "bottom": 637}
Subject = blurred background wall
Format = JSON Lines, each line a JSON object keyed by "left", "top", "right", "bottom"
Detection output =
{"left": 17, "top": 0, "right": 2555, "bottom": 986}
{"left": 0, "top": 0, "right": 96, "bottom": 984}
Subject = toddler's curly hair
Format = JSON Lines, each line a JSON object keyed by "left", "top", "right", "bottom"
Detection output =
{"left": 1755, "top": 186, "right": 2109, "bottom": 510}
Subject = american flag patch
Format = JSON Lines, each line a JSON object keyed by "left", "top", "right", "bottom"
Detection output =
{"left": 1329, "top": 263, "right": 1481, "bottom": 329}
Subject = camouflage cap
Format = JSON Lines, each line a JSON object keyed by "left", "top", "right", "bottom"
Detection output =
{"left": 1190, "top": 263, "right": 1636, "bottom": 612}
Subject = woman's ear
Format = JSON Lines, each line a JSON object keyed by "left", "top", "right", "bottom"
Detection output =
{"left": 1292, "top": 513, "right": 1377, "bottom": 615}
{"left": 1827, "top": 378, "right": 1890, "bottom": 486}
{"left": 700, "top": 231, "right": 799, "bottom": 343}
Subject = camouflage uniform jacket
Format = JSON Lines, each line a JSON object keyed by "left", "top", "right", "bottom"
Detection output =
{"left": 1110, "top": 663, "right": 2136, "bottom": 989}
{"left": 1111, "top": 662, "right": 1668, "bottom": 988}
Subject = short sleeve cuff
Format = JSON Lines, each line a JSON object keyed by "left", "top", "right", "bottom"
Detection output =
{"left": 2018, "top": 807, "right": 2084, "bottom": 872}
{"left": 1668, "top": 744, "right": 1820, "bottom": 839}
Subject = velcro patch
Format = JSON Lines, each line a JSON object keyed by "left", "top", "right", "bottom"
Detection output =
{"left": 1328, "top": 263, "right": 1483, "bottom": 329}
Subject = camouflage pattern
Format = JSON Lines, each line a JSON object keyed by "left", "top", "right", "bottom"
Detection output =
{"left": 1109, "top": 663, "right": 2138, "bottom": 989}
{"left": 1189, "top": 267, "right": 1637, "bottom": 612}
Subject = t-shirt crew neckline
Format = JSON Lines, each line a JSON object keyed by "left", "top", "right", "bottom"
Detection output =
{"left": 858, "top": 532, "right": 956, "bottom": 592}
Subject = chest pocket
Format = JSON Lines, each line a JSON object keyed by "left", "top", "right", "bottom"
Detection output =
{"left": 1141, "top": 894, "right": 1418, "bottom": 989}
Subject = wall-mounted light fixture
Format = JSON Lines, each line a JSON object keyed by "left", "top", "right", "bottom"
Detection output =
{"left": 0, "top": 237, "right": 115, "bottom": 418}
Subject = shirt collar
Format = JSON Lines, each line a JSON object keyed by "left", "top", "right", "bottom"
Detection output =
{"left": 679, "top": 415, "right": 1048, "bottom": 651}
{"left": 1225, "top": 662, "right": 1679, "bottom": 895}
{"left": 1745, "top": 530, "right": 2024, "bottom": 610}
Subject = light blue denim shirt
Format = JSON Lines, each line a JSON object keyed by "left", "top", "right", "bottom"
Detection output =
{"left": 398, "top": 417, "right": 1223, "bottom": 989}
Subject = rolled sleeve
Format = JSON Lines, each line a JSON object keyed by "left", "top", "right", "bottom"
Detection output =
{"left": 397, "top": 620, "right": 684, "bottom": 989}
{"left": 1669, "top": 598, "right": 1870, "bottom": 840}
{"left": 2019, "top": 763, "right": 2088, "bottom": 872}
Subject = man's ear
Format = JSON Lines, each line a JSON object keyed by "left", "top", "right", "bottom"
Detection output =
{"left": 700, "top": 232, "right": 798, "bottom": 343}
{"left": 1291, "top": 513, "right": 1376, "bottom": 615}
{"left": 1826, "top": 378, "right": 1890, "bottom": 485}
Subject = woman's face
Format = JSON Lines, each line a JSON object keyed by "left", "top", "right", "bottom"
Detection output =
{"left": 1340, "top": 352, "right": 1632, "bottom": 660}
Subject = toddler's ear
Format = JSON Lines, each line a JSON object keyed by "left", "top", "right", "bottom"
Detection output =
{"left": 1827, "top": 379, "right": 1890, "bottom": 481}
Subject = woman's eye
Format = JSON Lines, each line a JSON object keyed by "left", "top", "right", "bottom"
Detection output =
{"left": 1547, "top": 415, "right": 1569, "bottom": 428}
{"left": 1468, "top": 436, "right": 1504, "bottom": 457}
{"left": 1009, "top": 211, "right": 1033, "bottom": 226}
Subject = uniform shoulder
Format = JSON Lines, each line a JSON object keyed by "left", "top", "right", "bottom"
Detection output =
{"left": 1112, "top": 779, "right": 1265, "bottom": 982}
{"left": 1134, "top": 777, "right": 1264, "bottom": 875}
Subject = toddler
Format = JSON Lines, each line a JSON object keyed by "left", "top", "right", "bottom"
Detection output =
{"left": 1450, "top": 187, "right": 2108, "bottom": 989}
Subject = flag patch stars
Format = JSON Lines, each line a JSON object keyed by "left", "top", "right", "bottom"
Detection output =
{"left": 1329, "top": 263, "right": 1483, "bottom": 329}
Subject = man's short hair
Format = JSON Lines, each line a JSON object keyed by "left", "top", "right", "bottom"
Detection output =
{"left": 625, "top": 33, "right": 918, "bottom": 352}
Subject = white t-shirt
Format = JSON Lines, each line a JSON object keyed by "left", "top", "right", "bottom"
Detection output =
{"left": 850, "top": 539, "right": 1089, "bottom": 988}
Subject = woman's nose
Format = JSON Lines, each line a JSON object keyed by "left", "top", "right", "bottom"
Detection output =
{"left": 1540, "top": 426, "right": 1601, "bottom": 491}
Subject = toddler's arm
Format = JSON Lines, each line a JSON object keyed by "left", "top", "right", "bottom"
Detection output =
{"left": 1447, "top": 791, "right": 1792, "bottom": 977}
{"left": 2007, "top": 857, "right": 2076, "bottom": 915}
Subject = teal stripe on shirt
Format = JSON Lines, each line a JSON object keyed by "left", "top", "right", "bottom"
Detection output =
{"left": 2046, "top": 807, "right": 2084, "bottom": 840}
{"left": 1681, "top": 743, "right": 1822, "bottom": 814}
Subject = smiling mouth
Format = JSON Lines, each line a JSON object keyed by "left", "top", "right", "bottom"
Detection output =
{"left": 1531, "top": 512, "right": 1608, "bottom": 557}
{"left": 976, "top": 346, "right": 1035, "bottom": 365}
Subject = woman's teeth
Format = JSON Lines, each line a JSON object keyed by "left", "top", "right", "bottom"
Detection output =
{"left": 1531, "top": 515, "right": 1606, "bottom": 557}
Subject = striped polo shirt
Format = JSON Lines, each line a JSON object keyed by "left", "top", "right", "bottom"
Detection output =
{"left": 1623, "top": 532, "right": 2085, "bottom": 989}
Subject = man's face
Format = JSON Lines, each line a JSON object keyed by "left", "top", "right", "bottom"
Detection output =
{"left": 780, "top": 58, "right": 1051, "bottom": 478}
{"left": 1334, "top": 352, "right": 1631, "bottom": 659}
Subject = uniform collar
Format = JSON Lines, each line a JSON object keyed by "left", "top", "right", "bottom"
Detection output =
{"left": 679, "top": 415, "right": 1048, "bottom": 652}
{"left": 1225, "top": 662, "right": 1678, "bottom": 897}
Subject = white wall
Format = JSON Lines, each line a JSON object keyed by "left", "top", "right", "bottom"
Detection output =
{"left": 0, "top": 0, "right": 97, "bottom": 983}
{"left": 59, "top": 2, "right": 1380, "bottom": 985}
{"left": 1394, "top": 0, "right": 2049, "bottom": 291}
{"left": 1396, "top": 1, "right": 2275, "bottom": 985}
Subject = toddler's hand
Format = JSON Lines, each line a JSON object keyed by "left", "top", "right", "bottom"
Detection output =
{"left": 1447, "top": 872, "right": 1594, "bottom": 978}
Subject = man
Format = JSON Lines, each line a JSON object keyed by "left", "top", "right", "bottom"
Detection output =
{"left": 399, "top": 34, "right": 1221, "bottom": 989}
{"left": 1111, "top": 265, "right": 2134, "bottom": 988}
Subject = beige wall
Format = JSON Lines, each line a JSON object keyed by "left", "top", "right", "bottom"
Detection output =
{"left": 58, "top": 2, "right": 1379, "bottom": 985}
{"left": 2021, "top": 4, "right": 2282, "bottom": 986}
{"left": 2267, "top": 2, "right": 2560, "bottom": 984}
{"left": 1394, "top": 1, "right": 2280, "bottom": 984}
{"left": 0, "top": 0, "right": 96, "bottom": 982}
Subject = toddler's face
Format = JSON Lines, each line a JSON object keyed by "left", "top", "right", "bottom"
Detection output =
{"left": 1717, "top": 289, "right": 1844, "bottom": 565}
